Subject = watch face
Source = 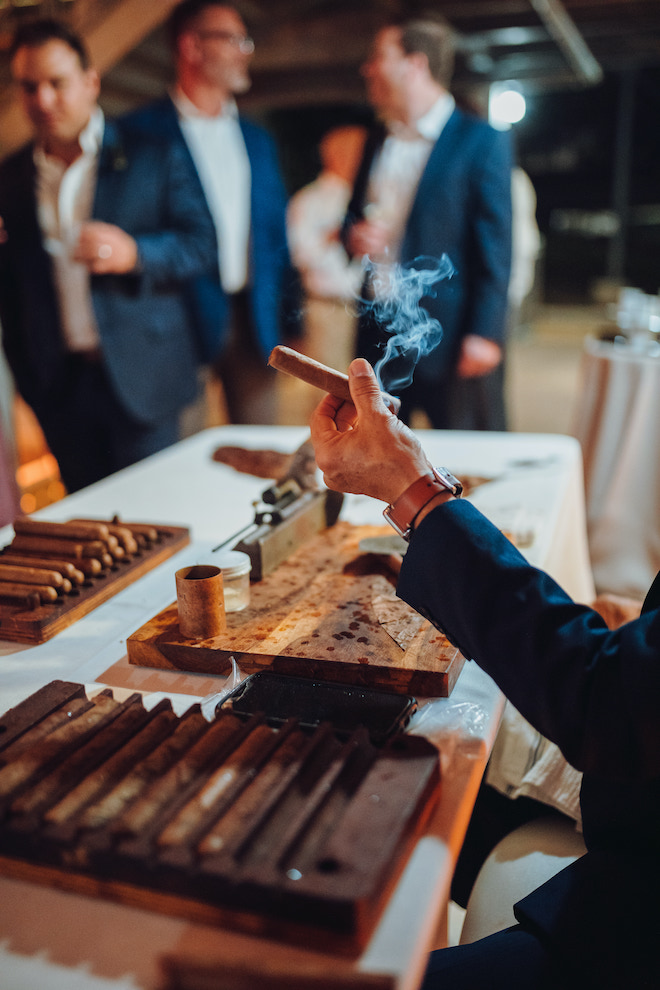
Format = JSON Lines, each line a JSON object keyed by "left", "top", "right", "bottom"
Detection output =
{"left": 433, "top": 467, "right": 463, "bottom": 497}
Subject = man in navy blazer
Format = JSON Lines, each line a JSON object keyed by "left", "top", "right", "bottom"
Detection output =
{"left": 311, "top": 359, "right": 660, "bottom": 989}
{"left": 0, "top": 20, "right": 217, "bottom": 493}
{"left": 125, "top": 1, "right": 300, "bottom": 425}
{"left": 344, "top": 16, "right": 512, "bottom": 430}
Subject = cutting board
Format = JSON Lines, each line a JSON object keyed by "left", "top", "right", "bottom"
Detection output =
{"left": 127, "top": 522, "right": 465, "bottom": 696}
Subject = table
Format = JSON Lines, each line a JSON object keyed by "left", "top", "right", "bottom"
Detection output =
{"left": 573, "top": 335, "right": 660, "bottom": 598}
{"left": 0, "top": 426, "right": 594, "bottom": 990}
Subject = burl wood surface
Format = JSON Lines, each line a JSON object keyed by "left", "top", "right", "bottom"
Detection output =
{"left": 128, "top": 523, "right": 465, "bottom": 696}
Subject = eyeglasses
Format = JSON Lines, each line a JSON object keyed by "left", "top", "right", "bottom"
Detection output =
{"left": 196, "top": 30, "right": 255, "bottom": 54}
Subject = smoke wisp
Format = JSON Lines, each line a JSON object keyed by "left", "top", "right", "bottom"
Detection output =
{"left": 359, "top": 253, "right": 455, "bottom": 394}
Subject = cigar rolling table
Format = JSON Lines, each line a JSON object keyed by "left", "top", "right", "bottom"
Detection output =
{"left": 0, "top": 426, "right": 595, "bottom": 990}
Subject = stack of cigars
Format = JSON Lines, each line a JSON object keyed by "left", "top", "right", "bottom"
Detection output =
{"left": 0, "top": 518, "right": 157, "bottom": 610}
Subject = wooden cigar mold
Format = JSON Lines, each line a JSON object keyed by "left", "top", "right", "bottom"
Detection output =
{"left": 0, "top": 679, "right": 441, "bottom": 951}
{"left": 0, "top": 517, "right": 189, "bottom": 644}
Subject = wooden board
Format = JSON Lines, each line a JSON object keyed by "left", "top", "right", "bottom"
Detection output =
{"left": 128, "top": 522, "right": 465, "bottom": 696}
{"left": 0, "top": 680, "right": 441, "bottom": 953}
{"left": 0, "top": 519, "right": 189, "bottom": 644}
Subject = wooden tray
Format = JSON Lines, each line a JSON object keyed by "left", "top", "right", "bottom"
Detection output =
{"left": 0, "top": 680, "right": 441, "bottom": 953}
{"left": 0, "top": 519, "right": 189, "bottom": 644}
{"left": 128, "top": 522, "right": 465, "bottom": 696}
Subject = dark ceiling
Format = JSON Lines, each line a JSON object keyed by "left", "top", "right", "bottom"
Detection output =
{"left": 102, "top": 0, "right": 660, "bottom": 115}
{"left": 1, "top": 1, "right": 660, "bottom": 118}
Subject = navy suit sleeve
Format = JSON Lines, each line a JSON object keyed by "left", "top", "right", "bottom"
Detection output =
{"left": 123, "top": 143, "right": 218, "bottom": 282}
{"left": 397, "top": 499, "right": 660, "bottom": 781}
{"left": 103, "top": 134, "right": 217, "bottom": 285}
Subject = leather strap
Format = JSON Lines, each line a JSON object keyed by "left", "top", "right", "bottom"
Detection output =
{"left": 383, "top": 468, "right": 461, "bottom": 540}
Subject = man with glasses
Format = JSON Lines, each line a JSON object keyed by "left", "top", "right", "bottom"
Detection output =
{"left": 128, "top": 1, "right": 300, "bottom": 425}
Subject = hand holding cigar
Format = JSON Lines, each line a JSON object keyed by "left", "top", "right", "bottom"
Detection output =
{"left": 268, "top": 346, "right": 401, "bottom": 414}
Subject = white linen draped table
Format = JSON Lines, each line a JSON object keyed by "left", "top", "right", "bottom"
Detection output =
{"left": 573, "top": 335, "right": 660, "bottom": 598}
{"left": 0, "top": 426, "right": 594, "bottom": 990}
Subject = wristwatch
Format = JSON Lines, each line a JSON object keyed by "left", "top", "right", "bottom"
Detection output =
{"left": 383, "top": 467, "right": 462, "bottom": 541}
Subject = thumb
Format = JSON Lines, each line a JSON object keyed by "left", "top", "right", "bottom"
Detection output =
{"left": 347, "top": 358, "right": 385, "bottom": 413}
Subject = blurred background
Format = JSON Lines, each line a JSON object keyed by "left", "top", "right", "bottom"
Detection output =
{"left": 1, "top": 0, "right": 660, "bottom": 509}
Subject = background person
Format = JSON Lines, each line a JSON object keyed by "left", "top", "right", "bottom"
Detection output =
{"left": 0, "top": 19, "right": 217, "bottom": 493}
{"left": 310, "top": 358, "right": 659, "bottom": 990}
{"left": 286, "top": 124, "right": 367, "bottom": 419}
{"left": 343, "top": 15, "right": 512, "bottom": 430}
{"left": 127, "top": 0, "right": 301, "bottom": 426}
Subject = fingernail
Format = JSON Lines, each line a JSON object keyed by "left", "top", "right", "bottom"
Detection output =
{"left": 350, "top": 358, "right": 372, "bottom": 376}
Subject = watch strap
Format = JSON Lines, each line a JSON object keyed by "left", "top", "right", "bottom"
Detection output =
{"left": 383, "top": 467, "right": 462, "bottom": 541}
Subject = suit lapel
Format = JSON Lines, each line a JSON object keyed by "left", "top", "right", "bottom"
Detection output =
{"left": 642, "top": 571, "right": 660, "bottom": 614}
{"left": 410, "top": 107, "right": 461, "bottom": 218}
{"left": 93, "top": 119, "right": 127, "bottom": 220}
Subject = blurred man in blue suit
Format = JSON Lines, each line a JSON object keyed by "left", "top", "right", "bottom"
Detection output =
{"left": 344, "top": 15, "right": 513, "bottom": 430}
{"left": 127, "top": 1, "right": 300, "bottom": 425}
{"left": 0, "top": 19, "right": 217, "bottom": 492}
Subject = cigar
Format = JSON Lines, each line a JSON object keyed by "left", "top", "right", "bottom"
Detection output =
{"left": 268, "top": 345, "right": 351, "bottom": 401}
{"left": 121, "top": 522, "right": 159, "bottom": 545}
{"left": 0, "top": 584, "right": 41, "bottom": 610}
{"left": 12, "top": 519, "right": 125, "bottom": 561}
{"left": 0, "top": 579, "right": 59, "bottom": 604}
{"left": 0, "top": 554, "right": 85, "bottom": 585}
{"left": 0, "top": 563, "right": 66, "bottom": 591}
{"left": 13, "top": 518, "right": 112, "bottom": 543}
{"left": 10, "top": 535, "right": 84, "bottom": 559}
{"left": 68, "top": 519, "right": 139, "bottom": 555}
{"left": 268, "top": 345, "right": 401, "bottom": 413}
{"left": 57, "top": 556, "right": 102, "bottom": 577}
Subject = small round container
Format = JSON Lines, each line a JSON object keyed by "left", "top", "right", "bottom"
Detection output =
{"left": 215, "top": 550, "right": 251, "bottom": 612}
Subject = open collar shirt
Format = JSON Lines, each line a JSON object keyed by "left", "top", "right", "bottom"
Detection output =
{"left": 366, "top": 92, "right": 455, "bottom": 262}
{"left": 34, "top": 107, "right": 104, "bottom": 353}
{"left": 173, "top": 88, "right": 251, "bottom": 294}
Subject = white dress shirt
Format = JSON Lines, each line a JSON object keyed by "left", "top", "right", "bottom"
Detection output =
{"left": 366, "top": 93, "right": 455, "bottom": 261}
{"left": 173, "top": 89, "right": 251, "bottom": 294}
{"left": 35, "top": 107, "right": 104, "bottom": 353}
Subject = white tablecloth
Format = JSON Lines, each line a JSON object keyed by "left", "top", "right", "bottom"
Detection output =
{"left": 0, "top": 426, "right": 594, "bottom": 989}
{"left": 573, "top": 336, "right": 660, "bottom": 598}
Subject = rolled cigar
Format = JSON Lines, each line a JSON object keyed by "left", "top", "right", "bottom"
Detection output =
{"left": 268, "top": 344, "right": 401, "bottom": 413}
{"left": 11, "top": 552, "right": 102, "bottom": 578}
{"left": 13, "top": 518, "right": 112, "bottom": 543}
{"left": 122, "top": 522, "right": 159, "bottom": 544}
{"left": 0, "top": 554, "right": 85, "bottom": 585}
{"left": 57, "top": 555, "right": 102, "bottom": 577}
{"left": 69, "top": 519, "right": 138, "bottom": 555}
{"left": 78, "top": 540, "right": 108, "bottom": 559}
{"left": 268, "top": 345, "right": 351, "bottom": 401}
{"left": 0, "top": 563, "right": 65, "bottom": 589}
{"left": 10, "top": 535, "right": 84, "bottom": 559}
{"left": 110, "top": 528, "right": 138, "bottom": 554}
{"left": 0, "top": 579, "right": 59, "bottom": 603}
{"left": 0, "top": 585, "right": 41, "bottom": 609}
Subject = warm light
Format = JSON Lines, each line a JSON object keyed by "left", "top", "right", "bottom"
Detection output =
{"left": 489, "top": 82, "right": 527, "bottom": 129}
{"left": 19, "top": 492, "right": 37, "bottom": 514}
